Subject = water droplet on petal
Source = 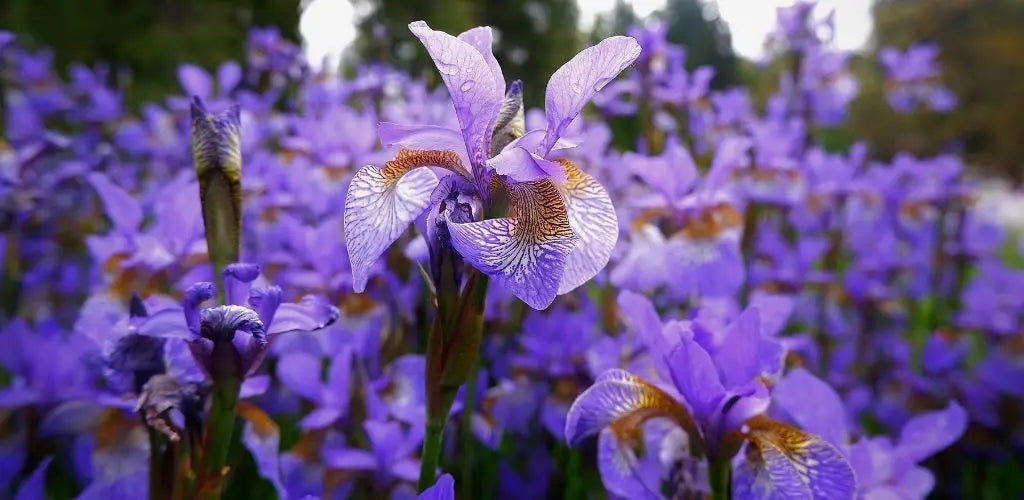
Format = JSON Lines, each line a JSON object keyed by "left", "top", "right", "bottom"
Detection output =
{"left": 570, "top": 83, "right": 582, "bottom": 94}
{"left": 593, "top": 77, "right": 613, "bottom": 93}
{"left": 461, "top": 80, "right": 475, "bottom": 92}
{"left": 437, "top": 62, "right": 459, "bottom": 76}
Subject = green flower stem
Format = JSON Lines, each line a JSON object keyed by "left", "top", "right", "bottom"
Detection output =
{"left": 147, "top": 428, "right": 168, "bottom": 500}
{"left": 418, "top": 419, "right": 446, "bottom": 490}
{"left": 418, "top": 271, "right": 490, "bottom": 491}
{"left": 709, "top": 458, "right": 732, "bottom": 500}
{"left": 459, "top": 364, "right": 479, "bottom": 498}
{"left": 196, "top": 377, "right": 240, "bottom": 498}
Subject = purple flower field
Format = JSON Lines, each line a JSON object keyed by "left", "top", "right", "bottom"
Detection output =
{"left": 1, "top": 3, "right": 1022, "bottom": 499}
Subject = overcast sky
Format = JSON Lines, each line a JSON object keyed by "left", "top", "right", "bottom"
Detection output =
{"left": 300, "top": 0, "right": 874, "bottom": 70}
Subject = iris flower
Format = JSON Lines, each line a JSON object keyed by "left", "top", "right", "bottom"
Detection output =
{"left": 137, "top": 263, "right": 339, "bottom": 381}
{"left": 345, "top": 21, "right": 640, "bottom": 309}
{"left": 565, "top": 303, "right": 856, "bottom": 499}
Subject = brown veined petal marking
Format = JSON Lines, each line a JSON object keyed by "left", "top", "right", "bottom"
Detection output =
{"left": 556, "top": 159, "right": 619, "bottom": 295}
{"left": 344, "top": 149, "right": 468, "bottom": 292}
{"left": 733, "top": 416, "right": 856, "bottom": 500}
{"left": 564, "top": 369, "right": 697, "bottom": 446}
{"left": 446, "top": 176, "right": 577, "bottom": 310}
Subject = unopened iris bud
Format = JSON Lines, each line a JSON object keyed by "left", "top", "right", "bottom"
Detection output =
{"left": 490, "top": 79, "right": 524, "bottom": 153}
{"left": 190, "top": 96, "right": 243, "bottom": 279}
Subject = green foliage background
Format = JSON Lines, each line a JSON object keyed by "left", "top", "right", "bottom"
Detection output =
{"left": 3, "top": 0, "right": 1021, "bottom": 176}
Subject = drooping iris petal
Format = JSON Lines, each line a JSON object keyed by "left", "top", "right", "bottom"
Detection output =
{"left": 773, "top": 368, "right": 848, "bottom": 448}
{"left": 266, "top": 295, "right": 340, "bottom": 337}
{"left": 446, "top": 178, "right": 576, "bottom": 310}
{"left": 667, "top": 337, "right": 725, "bottom": 419}
{"left": 895, "top": 401, "right": 967, "bottom": 464}
{"left": 564, "top": 368, "right": 691, "bottom": 446}
{"left": 556, "top": 160, "right": 618, "bottom": 295}
{"left": 190, "top": 97, "right": 243, "bottom": 271}
{"left": 540, "top": 36, "right": 641, "bottom": 155}
{"left": 200, "top": 305, "right": 265, "bottom": 345}
{"left": 734, "top": 418, "right": 856, "bottom": 500}
{"left": 408, "top": 21, "right": 502, "bottom": 180}
{"left": 344, "top": 149, "right": 452, "bottom": 292}
{"left": 378, "top": 123, "right": 472, "bottom": 176}
{"left": 596, "top": 428, "right": 663, "bottom": 500}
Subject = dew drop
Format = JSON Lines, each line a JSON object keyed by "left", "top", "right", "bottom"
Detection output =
{"left": 437, "top": 62, "right": 459, "bottom": 75}
{"left": 570, "top": 83, "right": 582, "bottom": 94}
{"left": 461, "top": 80, "right": 475, "bottom": 92}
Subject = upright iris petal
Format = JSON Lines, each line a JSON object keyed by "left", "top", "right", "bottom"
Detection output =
{"left": 540, "top": 36, "right": 642, "bottom": 156}
{"left": 190, "top": 97, "right": 243, "bottom": 273}
{"left": 408, "top": 21, "right": 502, "bottom": 188}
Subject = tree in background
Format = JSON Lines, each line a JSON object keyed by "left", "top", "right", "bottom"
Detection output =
{"left": 4, "top": 0, "right": 300, "bottom": 106}
{"left": 850, "top": 0, "right": 1024, "bottom": 184}
{"left": 663, "top": 0, "right": 737, "bottom": 89}
{"left": 352, "top": 0, "right": 581, "bottom": 108}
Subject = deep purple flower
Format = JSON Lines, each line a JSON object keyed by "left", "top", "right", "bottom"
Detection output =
{"left": 137, "top": 263, "right": 339, "bottom": 380}
{"left": 565, "top": 303, "right": 854, "bottom": 498}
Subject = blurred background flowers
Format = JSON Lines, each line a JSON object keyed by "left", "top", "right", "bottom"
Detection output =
{"left": 2, "top": 0, "right": 1023, "bottom": 498}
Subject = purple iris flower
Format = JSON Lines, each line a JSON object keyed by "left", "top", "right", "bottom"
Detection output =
{"left": 616, "top": 136, "right": 750, "bottom": 298}
{"left": 137, "top": 263, "right": 339, "bottom": 381}
{"left": 344, "top": 21, "right": 639, "bottom": 309}
{"left": 775, "top": 368, "right": 967, "bottom": 499}
{"left": 276, "top": 345, "right": 353, "bottom": 429}
{"left": 322, "top": 419, "right": 425, "bottom": 490}
{"left": 565, "top": 300, "right": 855, "bottom": 499}
{"left": 879, "top": 43, "right": 956, "bottom": 113}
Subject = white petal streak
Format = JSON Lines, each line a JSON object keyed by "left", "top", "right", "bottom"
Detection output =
{"left": 344, "top": 156, "right": 439, "bottom": 292}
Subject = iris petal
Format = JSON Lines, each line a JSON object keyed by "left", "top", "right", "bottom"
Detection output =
{"left": 564, "top": 368, "right": 692, "bottom": 446}
{"left": 408, "top": 21, "right": 502, "bottom": 181}
{"left": 734, "top": 418, "right": 856, "bottom": 500}
{"left": 596, "top": 427, "right": 663, "bottom": 500}
{"left": 344, "top": 149, "right": 451, "bottom": 292}
{"left": 556, "top": 160, "right": 618, "bottom": 295}
{"left": 541, "top": 36, "right": 641, "bottom": 155}
{"left": 446, "top": 178, "right": 576, "bottom": 310}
